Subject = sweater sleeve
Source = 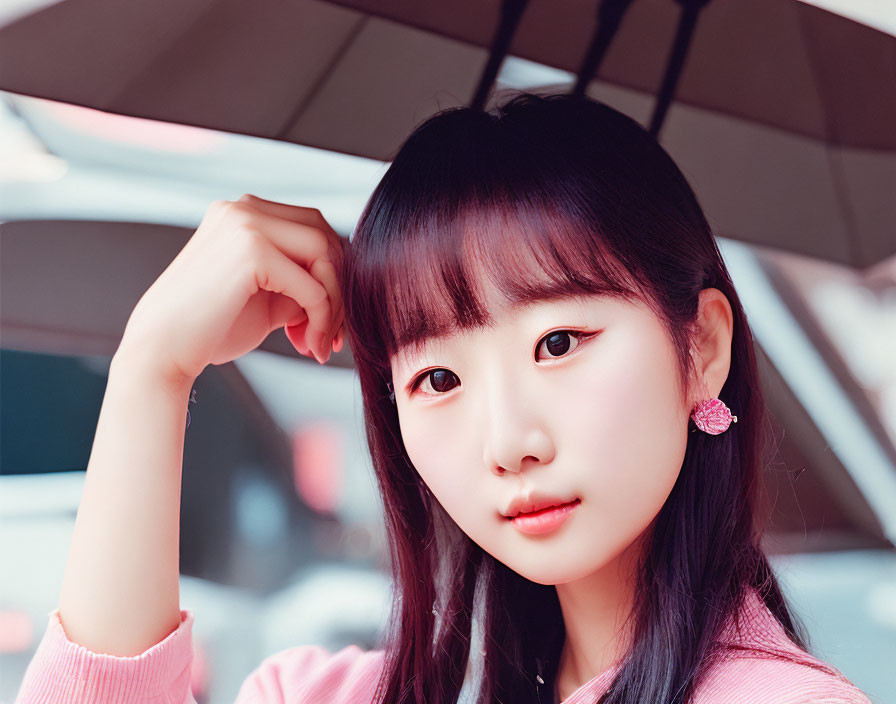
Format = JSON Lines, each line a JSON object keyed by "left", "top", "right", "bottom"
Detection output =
{"left": 234, "top": 642, "right": 386, "bottom": 704}
{"left": 14, "top": 608, "right": 197, "bottom": 704}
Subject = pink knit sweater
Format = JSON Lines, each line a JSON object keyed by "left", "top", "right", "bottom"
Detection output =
{"left": 14, "top": 587, "right": 873, "bottom": 703}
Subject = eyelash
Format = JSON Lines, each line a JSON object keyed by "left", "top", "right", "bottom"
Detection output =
{"left": 409, "top": 330, "right": 596, "bottom": 397}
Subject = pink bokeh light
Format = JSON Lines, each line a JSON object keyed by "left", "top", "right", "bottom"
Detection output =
{"left": 41, "top": 99, "right": 223, "bottom": 153}
{"left": 291, "top": 422, "right": 345, "bottom": 514}
{"left": 0, "top": 609, "right": 34, "bottom": 653}
{"left": 190, "top": 638, "right": 209, "bottom": 701}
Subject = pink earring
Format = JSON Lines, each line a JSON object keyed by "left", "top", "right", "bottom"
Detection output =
{"left": 690, "top": 397, "right": 737, "bottom": 434}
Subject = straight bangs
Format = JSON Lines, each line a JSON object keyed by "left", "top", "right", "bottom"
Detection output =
{"left": 345, "top": 115, "right": 658, "bottom": 374}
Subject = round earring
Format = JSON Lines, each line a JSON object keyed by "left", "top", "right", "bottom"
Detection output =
{"left": 690, "top": 397, "right": 737, "bottom": 434}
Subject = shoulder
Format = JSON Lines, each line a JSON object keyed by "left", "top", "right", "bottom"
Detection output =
{"left": 235, "top": 642, "right": 386, "bottom": 704}
{"left": 692, "top": 589, "right": 873, "bottom": 704}
{"left": 692, "top": 651, "right": 873, "bottom": 704}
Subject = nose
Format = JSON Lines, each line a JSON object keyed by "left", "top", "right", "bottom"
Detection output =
{"left": 480, "top": 365, "right": 555, "bottom": 475}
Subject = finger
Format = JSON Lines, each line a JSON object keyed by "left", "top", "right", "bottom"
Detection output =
{"left": 285, "top": 318, "right": 312, "bottom": 357}
{"left": 237, "top": 195, "right": 346, "bottom": 265}
{"left": 231, "top": 205, "right": 344, "bottom": 345}
{"left": 269, "top": 290, "right": 307, "bottom": 329}
{"left": 231, "top": 198, "right": 343, "bottom": 358}
{"left": 309, "top": 256, "right": 344, "bottom": 349}
{"left": 229, "top": 203, "right": 332, "bottom": 268}
{"left": 333, "top": 324, "right": 344, "bottom": 352}
{"left": 333, "top": 309, "right": 345, "bottom": 348}
{"left": 256, "top": 236, "right": 333, "bottom": 363}
{"left": 233, "top": 198, "right": 346, "bottom": 342}
{"left": 237, "top": 194, "right": 337, "bottom": 235}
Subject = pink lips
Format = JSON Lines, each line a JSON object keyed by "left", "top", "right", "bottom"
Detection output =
{"left": 508, "top": 498, "right": 581, "bottom": 535}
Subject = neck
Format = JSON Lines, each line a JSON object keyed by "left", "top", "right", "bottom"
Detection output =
{"left": 552, "top": 531, "right": 644, "bottom": 701}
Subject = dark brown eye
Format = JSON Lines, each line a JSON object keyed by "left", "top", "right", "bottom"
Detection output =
{"left": 537, "top": 331, "right": 586, "bottom": 360}
{"left": 415, "top": 369, "right": 460, "bottom": 396}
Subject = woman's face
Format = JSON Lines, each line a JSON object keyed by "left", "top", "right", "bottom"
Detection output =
{"left": 389, "top": 281, "right": 696, "bottom": 585}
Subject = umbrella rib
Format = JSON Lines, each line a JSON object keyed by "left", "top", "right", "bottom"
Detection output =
{"left": 274, "top": 14, "right": 370, "bottom": 141}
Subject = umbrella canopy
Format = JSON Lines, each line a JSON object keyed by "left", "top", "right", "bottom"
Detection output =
{"left": 0, "top": 0, "right": 894, "bottom": 268}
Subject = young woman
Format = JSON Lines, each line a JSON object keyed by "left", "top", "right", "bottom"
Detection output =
{"left": 16, "top": 93, "right": 874, "bottom": 704}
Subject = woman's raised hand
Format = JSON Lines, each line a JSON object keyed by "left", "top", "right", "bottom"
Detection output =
{"left": 118, "top": 194, "right": 347, "bottom": 387}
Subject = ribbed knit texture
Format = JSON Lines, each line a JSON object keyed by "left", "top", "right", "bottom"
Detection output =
{"left": 15, "top": 608, "right": 196, "bottom": 703}
{"left": 14, "top": 587, "right": 874, "bottom": 703}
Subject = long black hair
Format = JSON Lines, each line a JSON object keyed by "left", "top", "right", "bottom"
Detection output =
{"left": 340, "top": 91, "right": 817, "bottom": 703}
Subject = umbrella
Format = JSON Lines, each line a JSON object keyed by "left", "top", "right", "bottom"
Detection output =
{"left": 0, "top": 0, "right": 894, "bottom": 268}
{"left": 0, "top": 1, "right": 893, "bottom": 555}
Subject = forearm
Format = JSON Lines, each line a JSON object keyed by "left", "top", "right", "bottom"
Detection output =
{"left": 56, "top": 344, "right": 193, "bottom": 656}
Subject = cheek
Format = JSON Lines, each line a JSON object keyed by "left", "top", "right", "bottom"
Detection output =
{"left": 397, "top": 409, "right": 482, "bottom": 524}
{"left": 565, "top": 326, "right": 689, "bottom": 528}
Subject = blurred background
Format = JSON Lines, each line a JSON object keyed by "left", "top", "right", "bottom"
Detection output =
{"left": 0, "top": 0, "right": 894, "bottom": 702}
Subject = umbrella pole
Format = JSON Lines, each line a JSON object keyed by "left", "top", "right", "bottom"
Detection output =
{"left": 470, "top": 0, "right": 531, "bottom": 112}
{"left": 648, "top": 0, "right": 713, "bottom": 139}
{"left": 572, "top": 0, "right": 637, "bottom": 99}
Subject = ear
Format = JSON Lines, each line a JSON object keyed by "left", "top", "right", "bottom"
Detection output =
{"left": 689, "top": 288, "right": 734, "bottom": 405}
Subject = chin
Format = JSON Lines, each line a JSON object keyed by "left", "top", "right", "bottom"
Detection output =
{"left": 512, "top": 564, "right": 589, "bottom": 586}
{"left": 501, "top": 551, "right": 603, "bottom": 586}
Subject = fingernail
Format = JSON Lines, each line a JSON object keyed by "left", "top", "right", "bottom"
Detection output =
{"left": 307, "top": 332, "right": 320, "bottom": 363}
{"left": 317, "top": 332, "right": 329, "bottom": 363}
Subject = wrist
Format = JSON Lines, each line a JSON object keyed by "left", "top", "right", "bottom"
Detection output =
{"left": 110, "top": 338, "right": 196, "bottom": 397}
